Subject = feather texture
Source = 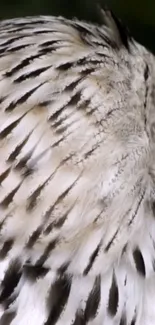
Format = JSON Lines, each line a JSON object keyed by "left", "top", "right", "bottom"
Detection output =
{"left": 0, "top": 11, "right": 154, "bottom": 325}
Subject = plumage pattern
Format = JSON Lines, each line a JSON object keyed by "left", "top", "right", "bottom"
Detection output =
{"left": 0, "top": 9, "right": 154, "bottom": 325}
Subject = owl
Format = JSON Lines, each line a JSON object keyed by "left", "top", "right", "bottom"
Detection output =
{"left": 0, "top": 6, "right": 154, "bottom": 325}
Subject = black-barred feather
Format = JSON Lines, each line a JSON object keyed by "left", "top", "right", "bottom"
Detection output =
{"left": 0, "top": 8, "right": 154, "bottom": 325}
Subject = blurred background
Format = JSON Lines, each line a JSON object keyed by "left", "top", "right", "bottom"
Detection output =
{"left": 0, "top": 0, "right": 154, "bottom": 52}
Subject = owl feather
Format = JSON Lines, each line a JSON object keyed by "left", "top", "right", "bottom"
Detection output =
{"left": 0, "top": 8, "right": 154, "bottom": 325}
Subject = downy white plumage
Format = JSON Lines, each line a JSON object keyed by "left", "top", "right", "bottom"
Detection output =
{"left": 0, "top": 7, "right": 154, "bottom": 325}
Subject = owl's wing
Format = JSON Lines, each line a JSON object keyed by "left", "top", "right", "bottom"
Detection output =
{"left": 0, "top": 12, "right": 154, "bottom": 325}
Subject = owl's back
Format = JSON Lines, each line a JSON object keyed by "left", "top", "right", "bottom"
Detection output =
{"left": 0, "top": 12, "right": 154, "bottom": 325}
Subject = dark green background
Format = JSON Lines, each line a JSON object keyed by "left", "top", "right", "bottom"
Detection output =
{"left": 0, "top": 0, "right": 154, "bottom": 53}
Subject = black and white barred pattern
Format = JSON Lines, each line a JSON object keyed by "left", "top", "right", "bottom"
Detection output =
{"left": 0, "top": 9, "right": 154, "bottom": 325}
